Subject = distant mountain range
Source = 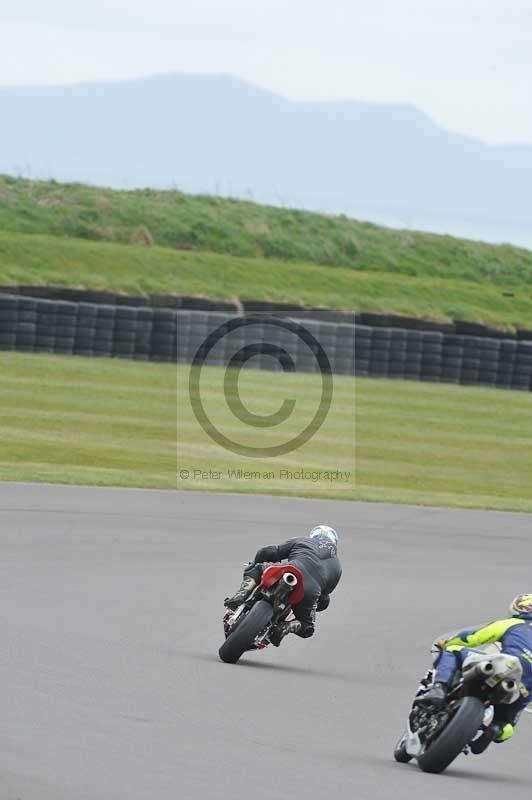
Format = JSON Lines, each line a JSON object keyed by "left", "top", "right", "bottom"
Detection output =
{"left": 1, "top": 73, "right": 531, "bottom": 248}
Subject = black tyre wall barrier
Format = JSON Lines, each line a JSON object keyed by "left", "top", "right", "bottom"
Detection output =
{"left": 0, "top": 295, "right": 531, "bottom": 391}
{"left": 3, "top": 285, "right": 532, "bottom": 341}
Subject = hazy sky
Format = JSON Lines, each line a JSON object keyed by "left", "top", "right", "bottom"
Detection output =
{"left": 1, "top": 0, "right": 531, "bottom": 144}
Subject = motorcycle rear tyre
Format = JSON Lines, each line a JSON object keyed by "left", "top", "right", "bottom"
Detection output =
{"left": 219, "top": 600, "right": 273, "bottom": 664}
{"left": 417, "top": 696, "right": 484, "bottom": 774}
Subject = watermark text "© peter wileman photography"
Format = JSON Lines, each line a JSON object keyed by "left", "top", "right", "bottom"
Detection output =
{"left": 179, "top": 469, "right": 351, "bottom": 483}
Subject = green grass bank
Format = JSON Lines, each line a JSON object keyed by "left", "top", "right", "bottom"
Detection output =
{"left": 2, "top": 175, "right": 532, "bottom": 284}
{"left": 2, "top": 231, "right": 532, "bottom": 331}
{"left": 1, "top": 176, "right": 532, "bottom": 331}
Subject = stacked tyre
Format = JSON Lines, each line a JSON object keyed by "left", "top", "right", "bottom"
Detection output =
{"left": 54, "top": 301, "right": 78, "bottom": 355}
{"left": 387, "top": 329, "right": 408, "bottom": 379}
{"left": 0, "top": 294, "right": 19, "bottom": 351}
{"left": 150, "top": 309, "right": 177, "bottom": 362}
{"left": 369, "top": 328, "right": 391, "bottom": 378}
{"left": 441, "top": 334, "right": 463, "bottom": 384}
{"left": 74, "top": 302, "right": 98, "bottom": 356}
{"left": 353, "top": 325, "right": 371, "bottom": 377}
{"left": 403, "top": 331, "right": 424, "bottom": 382}
{"left": 420, "top": 332, "right": 443, "bottom": 383}
{"left": 512, "top": 341, "right": 532, "bottom": 391}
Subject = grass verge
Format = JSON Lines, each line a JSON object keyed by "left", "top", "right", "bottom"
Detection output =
{"left": 1, "top": 352, "right": 531, "bottom": 512}
{"left": 2, "top": 232, "right": 532, "bottom": 330}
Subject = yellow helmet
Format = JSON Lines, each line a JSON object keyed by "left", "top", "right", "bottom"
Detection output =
{"left": 509, "top": 593, "right": 532, "bottom": 619}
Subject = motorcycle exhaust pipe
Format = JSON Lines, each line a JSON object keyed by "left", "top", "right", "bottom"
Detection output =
{"left": 493, "top": 678, "right": 520, "bottom": 704}
{"left": 464, "top": 660, "right": 494, "bottom": 682}
{"left": 282, "top": 572, "right": 298, "bottom": 587}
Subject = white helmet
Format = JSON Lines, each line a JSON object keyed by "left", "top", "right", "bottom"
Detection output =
{"left": 309, "top": 524, "right": 339, "bottom": 548}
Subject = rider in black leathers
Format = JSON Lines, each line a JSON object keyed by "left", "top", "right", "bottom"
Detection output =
{"left": 224, "top": 526, "right": 342, "bottom": 645}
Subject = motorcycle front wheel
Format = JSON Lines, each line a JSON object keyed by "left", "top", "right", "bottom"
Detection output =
{"left": 219, "top": 600, "right": 273, "bottom": 664}
{"left": 393, "top": 733, "right": 413, "bottom": 763}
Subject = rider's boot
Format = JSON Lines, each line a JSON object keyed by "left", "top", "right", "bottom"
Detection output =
{"left": 270, "top": 620, "right": 301, "bottom": 647}
{"left": 224, "top": 576, "right": 257, "bottom": 610}
{"left": 415, "top": 681, "right": 448, "bottom": 707}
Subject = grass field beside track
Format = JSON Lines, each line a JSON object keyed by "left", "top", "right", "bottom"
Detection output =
{"left": 3, "top": 232, "right": 532, "bottom": 331}
{"left": 1, "top": 351, "right": 531, "bottom": 511}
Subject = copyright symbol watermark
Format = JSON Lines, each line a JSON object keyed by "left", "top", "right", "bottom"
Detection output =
{"left": 188, "top": 316, "right": 333, "bottom": 458}
{"left": 179, "top": 469, "right": 190, "bottom": 479}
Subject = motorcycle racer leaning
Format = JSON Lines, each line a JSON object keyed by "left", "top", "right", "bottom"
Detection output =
{"left": 416, "top": 594, "right": 532, "bottom": 743}
{"left": 224, "top": 525, "right": 342, "bottom": 647}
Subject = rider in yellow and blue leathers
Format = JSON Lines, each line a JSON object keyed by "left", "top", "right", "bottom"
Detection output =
{"left": 417, "top": 593, "right": 532, "bottom": 743}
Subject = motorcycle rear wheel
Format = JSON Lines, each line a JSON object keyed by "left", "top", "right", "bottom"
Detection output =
{"left": 219, "top": 600, "right": 273, "bottom": 664}
{"left": 417, "top": 696, "right": 484, "bottom": 774}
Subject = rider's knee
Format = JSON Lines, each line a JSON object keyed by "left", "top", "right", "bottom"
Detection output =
{"left": 243, "top": 563, "right": 262, "bottom": 581}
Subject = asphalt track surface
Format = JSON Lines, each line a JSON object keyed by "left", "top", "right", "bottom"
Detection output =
{"left": 1, "top": 484, "right": 532, "bottom": 800}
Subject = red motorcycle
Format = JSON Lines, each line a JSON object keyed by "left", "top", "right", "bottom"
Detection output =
{"left": 219, "top": 565, "right": 305, "bottom": 664}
